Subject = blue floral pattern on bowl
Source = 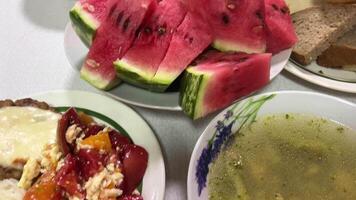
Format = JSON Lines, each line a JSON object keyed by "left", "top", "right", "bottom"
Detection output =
{"left": 195, "top": 94, "right": 275, "bottom": 195}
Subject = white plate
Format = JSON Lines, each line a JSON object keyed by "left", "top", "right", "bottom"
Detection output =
{"left": 187, "top": 91, "right": 356, "bottom": 200}
{"left": 29, "top": 90, "right": 165, "bottom": 200}
{"left": 284, "top": 0, "right": 356, "bottom": 93}
{"left": 285, "top": 62, "right": 356, "bottom": 93}
{"left": 64, "top": 23, "right": 292, "bottom": 111}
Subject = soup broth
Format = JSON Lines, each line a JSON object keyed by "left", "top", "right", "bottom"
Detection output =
{"left": 208, "top": 114, "right": 356, "bottom": 200}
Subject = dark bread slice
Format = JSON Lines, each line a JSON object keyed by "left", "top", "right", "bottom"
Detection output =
{"left": 0, "top": 99, "right": 55, "bottom": 180}
{"left": 317, "top": 28, "right": 356, "bottom": 70}
{"left": 291, "top": 4, "right": 356, "bottom": 65}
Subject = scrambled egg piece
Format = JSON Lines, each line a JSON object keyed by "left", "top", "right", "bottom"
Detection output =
{"left": 66, "top": 124, "right": 82, "bottom": 144}
{"left": 84, "top": 163, "right": 123, "bottom": 200}
{"left": 40, "top": 143, "right": 62, "bottom": 172}
{"left": 18, "top": 158, "right": 40, "bottom": 189}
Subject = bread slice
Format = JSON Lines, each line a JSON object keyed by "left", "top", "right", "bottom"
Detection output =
{"left": 317, "top": 28, "right": 356, "bottom": 71}
{"left": 291, "top": 4, "right": 356, "bottom": 65}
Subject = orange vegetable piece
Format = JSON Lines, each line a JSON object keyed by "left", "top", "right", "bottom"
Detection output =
{"left": 81, "top": 131, "right": 112, "bottom": 152}
{"left": 23, "top": 172, "right": 61, "bottom": 200}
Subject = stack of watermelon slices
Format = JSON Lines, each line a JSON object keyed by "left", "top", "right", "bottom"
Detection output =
{"left": 70, "top": 0, "right": 297, "bottom": 118}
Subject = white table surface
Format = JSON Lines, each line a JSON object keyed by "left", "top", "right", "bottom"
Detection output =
{"left": 1, "top": 0, "right": 356, "bottom": 199}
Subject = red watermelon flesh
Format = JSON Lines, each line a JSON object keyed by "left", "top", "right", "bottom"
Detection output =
{"left": 264, "top": 0, "right": 297, "bottom": 54}
{"left": 69, "top": 0, "right": 110, "bottom": 46}
{"left": 80, "top": 0, "right": 157, "bottom": 90}
{"left": 150, "top": 12, "right": 213, "bottom": 92}
{"left": 203, "top": 0, "right": 267, "bottom": 53}
{"left": 114, "top": 0, "right": 187, "bottom": 88}
{"left": 180, "top": 52, "right": 271, "bottom": 119}
{"left": 76, "top": 0, "right": 108, "bottom": 23}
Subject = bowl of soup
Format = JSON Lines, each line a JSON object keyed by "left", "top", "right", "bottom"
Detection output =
{"left": 188, "top": 91, "right": 356, "bottom": 200}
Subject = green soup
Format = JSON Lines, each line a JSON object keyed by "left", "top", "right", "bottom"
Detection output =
{"left": 208, "top": 114, "right": 356, "bottom": 200}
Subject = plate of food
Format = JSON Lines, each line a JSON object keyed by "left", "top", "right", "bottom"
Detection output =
{"left": 64, "top": 0, "right": 297, "bottom": 118}
{"left": 284, "top": 1, "right": 356, "bottom": 93}
{"left": 0, "top": 90, "right": 165, "bottom": 200}
{"left": 187, "top": 90, "right": 356, "bottom": 200}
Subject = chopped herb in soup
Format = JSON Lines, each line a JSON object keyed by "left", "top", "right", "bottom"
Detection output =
{"left": 208, "top": 114, "right": 356, "bottom": 200}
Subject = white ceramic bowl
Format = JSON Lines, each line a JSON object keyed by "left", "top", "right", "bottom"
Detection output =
{"left": 187, "top": 91, "right": 356, "bottom": 200}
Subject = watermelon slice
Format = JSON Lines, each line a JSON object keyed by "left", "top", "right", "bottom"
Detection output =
{"left": 69, "top": 0, "right": 109, "bottom": 46}
{"left": 114, "top": 0, "right": 187, "bottom": 88}
{"left": 180, "top": 52, "right": 271, "bottom": 119}
{"left": 202, "top": 0, "right": 267, "bottom": 53}
{"left": 80, "top": 0, "right": 157, "bottom": 90}
{"left": 150, "top": 12, "right": 213, "bottom": 92}
{"left": 263, "top": 0, "right": 298, "bottom": 54}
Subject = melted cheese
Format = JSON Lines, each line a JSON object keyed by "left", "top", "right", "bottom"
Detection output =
{"left": 0, "top": 107, "right": 60, "bottom": 168}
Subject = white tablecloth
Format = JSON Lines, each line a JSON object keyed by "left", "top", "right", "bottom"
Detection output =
{"left": 1, "top": 0, "right": 356, "bottom": 199}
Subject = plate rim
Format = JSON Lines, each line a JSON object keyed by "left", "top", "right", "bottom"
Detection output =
{"left": 187, "top": 90, "right": 356, "bottom": 200}
{"left": 285, "top": 61, "right": 356, "bottom": 93}
{"left": 64, "top": 23, "right": 292, "bottom": 111}
{"left": 21, "top": 89, "right": 166, "bottom": 200}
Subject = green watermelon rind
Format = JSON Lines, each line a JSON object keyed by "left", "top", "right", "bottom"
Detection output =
{"left": 149, "top": 71, "right": 178, "bottom": 92}
{"left": 179, "top": 67, "right": 211, "bottom": 119}
{"left": 212, "top": 39, "right": 266, "bottom": 54}
{"left": 69, "top": 3, "right": 99, "bottom": 47}
{"left": 113, "top": 60, "right": 154, "bottom": 89}
{"left": 80, "top": 67, "right": 121, "bottom": 90}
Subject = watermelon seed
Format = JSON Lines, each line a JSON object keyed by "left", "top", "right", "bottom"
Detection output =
{"left": 252, "top": 25, "right": 264, "bottom": 34}
{"left": 144, "top": 27, "right": 152, "bottom": 34}
{"left": 227, "top": 3, "right": 236, "bottom": 10}
{"left": 86, "top": 59, "right": 100, "bottom": 68}
{"left": 190, "top": 61, "right": 198, "bottom": 66}
{"left": 123, "top": 17, "right": 131, "bottom": 32}
{"left": 280, "top": 6, "right": 290, "bottom": 14}
{"left": 158, "top": 26, "right": 166, "bottom": 36}
{"left": 238, "top": 57, "right": 248, "bottom": 62}
{"left": 221, "top": 13, "right": 230, "bottom": 25}
{"left": 116, "top": 11, "right": 124, "bottom": 27}
{"left": 85, "top": 4, "right": 95, "bottom": 13}
{"left": 255, "top": 11, "right": 263, "bottom": 20}
{"left": 189, "top": 37, "right": 194, "bottom": 44}
{"left": 272, "top": 4, "right": 279, "bottom": 11}
{"left": 108, "top": 4, "right": 117, "bottom": 19}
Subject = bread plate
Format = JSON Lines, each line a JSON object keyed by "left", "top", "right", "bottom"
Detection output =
{"left": 286, "top": 60, "right": 356, "bottom": 93}
{"left": 284, "top": 0, "right": 356, "bottom": 93}
{"left": 29, "top": 90, "right": 165, "bottom": 200}
{"left": 64, "top": 23, "right": 292, "bottom": 111}
{"left": 187, "top": 91, "right": 356, "bottom": 200}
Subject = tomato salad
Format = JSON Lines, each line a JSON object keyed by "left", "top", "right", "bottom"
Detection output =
{"left": 20, "top": 108, "right": 148, "bottom": 200}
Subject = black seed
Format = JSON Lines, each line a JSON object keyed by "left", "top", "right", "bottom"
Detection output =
{"left": 280, "top": 6, "right": 290, "bottom": 14}
{"left": 189, "top": 37, "right": 194, "bottom": 44}
{"left": 222, "top": 13, "right": 230, "bottom": 25}
{"left": 144, "top": 27, "right": 152, "bottom": 34}
{"left": 123, "top": 17, "right": 130, "bottom": 32}
{"left": 239, "top": 57, "right": 248, "bottom": 62}
{"left": 272, "top": 4, "right": 279, "bottom": 10}
{"left": 190, "top": 61, "right": 198, "bottom": 66}
{"left": 116, "top": 11, "right": 124, "bottom": 26}
{"left": 108, "top": 4, "right": 117, "bottom": 18}
{"left": 158, "top": 26, "right": 166, "bottom": 36}
{"left": 256, "top": 11, "right": 263, "bottom": 19}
